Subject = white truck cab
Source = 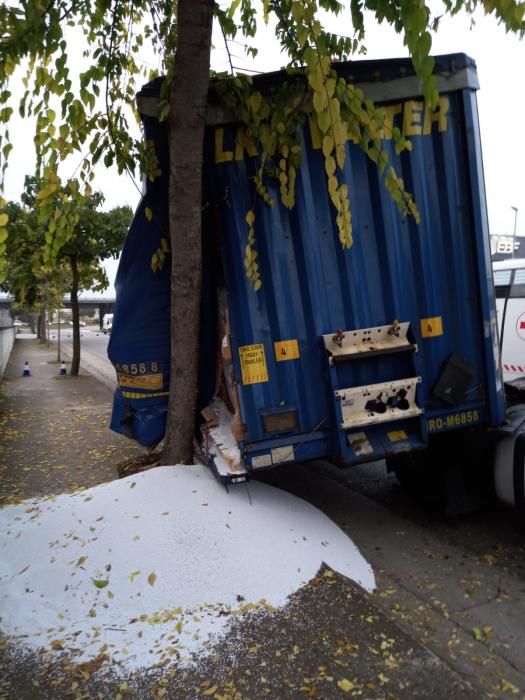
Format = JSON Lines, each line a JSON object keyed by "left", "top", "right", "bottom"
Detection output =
{"left": 102, "top": 313, "right": 113, "bottom": 334}
{"left": 493, "top": 258, "right": 525, "bottom": 381}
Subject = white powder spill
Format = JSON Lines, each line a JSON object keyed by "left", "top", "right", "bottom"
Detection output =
{"left": 0, "top": 464, "right": 374, "bottom": 672}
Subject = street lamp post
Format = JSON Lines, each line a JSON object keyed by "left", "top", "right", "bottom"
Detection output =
{"left": 511, "top": 206, "right": 518, "bottom": 258}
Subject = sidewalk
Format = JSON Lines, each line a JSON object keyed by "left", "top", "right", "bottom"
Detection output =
{"left": 0, "top": 336, "right": 142, "bottom": 506}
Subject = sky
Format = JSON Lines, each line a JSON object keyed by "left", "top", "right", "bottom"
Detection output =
{"left": 3, "top": 3, "right": 525, "bottom": 294}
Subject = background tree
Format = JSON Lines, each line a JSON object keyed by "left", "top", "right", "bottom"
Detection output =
{"left": 3, "top": 197, "right": 68, "bottom": 343}
{"left": 4, "top": 177, "right": 131, "bottom": 372}
{"left": 58, "top": 198, "right": 132, "bottom": 375}
{"left": 1, "top": 0, "right": 523, "bottom": 464}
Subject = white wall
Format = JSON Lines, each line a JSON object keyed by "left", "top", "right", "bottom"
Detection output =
{"left": 0, "top": 327, "right": 15, "bottom": 378}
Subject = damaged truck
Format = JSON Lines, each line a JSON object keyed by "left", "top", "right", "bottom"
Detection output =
{"left": 108, "top": 53, "right": 525, "bottom": 515}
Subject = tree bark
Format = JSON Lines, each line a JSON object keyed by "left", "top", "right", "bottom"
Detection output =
{"left": 38, "top": 295, "right": 46, "bottom": 343}
{"left": 70, "top": 255, "right": 81, "bottom": 376}
{"left": 161, "top": 0, "right": 215, "bottom": 465}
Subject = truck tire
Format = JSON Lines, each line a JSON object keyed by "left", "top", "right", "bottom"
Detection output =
{"left": 388, "top": 451, "right": 447, "bottom": 510}
{"left": 388, "top": 431, "right": 495, "bottom": 515}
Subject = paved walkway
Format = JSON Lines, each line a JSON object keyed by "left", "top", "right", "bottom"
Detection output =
{"left": 0, "top": 336, "right": 142, "bottom": 506}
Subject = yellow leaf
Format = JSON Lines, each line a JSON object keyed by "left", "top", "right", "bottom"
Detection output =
{"left": 308, "top": 69, "right": 324, "bottom": 93}
{"left": 0, "top": 213, "right": 8, "bottom": 227}
{"left": 313, "top": 91, "right": 325, "bottom": 115}
{"left": 326, "top": 78, "right": 336, "bottom": 98}
{"left": 202, "top": 685, "right": 218, "bottom": 696}
{"left": 36, "top": 183, "right": 58, "bottom": 200}
{"left": 337, "top": 679, "right": 357, "bottom": 692}
{"left": 317, "top": 110, "right": 330, "bottom": 134}
{"left": 145, "top": 207, "right": 153, "bottom": 222}
{"left": 249, "top": 93, "right": 262, "bottom": 114}
{"left": 500, "top": 678, "right": 519, "bottom": 694}
{"left": 322, "top": 134, "right": 334, "bottom": 159}
{"left": 324, "top": 156, "right": 336, "bottom": 177}
{"left": 245, "top": 210, "right": 255, "bottom": 226}
{"left": 148, "top": 572, "right": 157, "bottom": 586}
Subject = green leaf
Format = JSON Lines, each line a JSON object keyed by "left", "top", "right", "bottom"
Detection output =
{"left": 92, "top": 579, "right": 109, "bottom": 589}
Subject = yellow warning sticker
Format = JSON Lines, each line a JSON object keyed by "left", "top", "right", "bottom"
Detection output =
{"left": 387, "top": 430, "right": 408, "bottom": 442}
{"left": 274, "top": 339, "right": 300, "bottom": 362}
{"left": 118, "top": 373, "right": 163, "bottom": 390}
{"left": 421, "top": 316, "right": 443, "bottom": 338}
{"left": 239, "top": 344, "right": 269, "bottom": 385}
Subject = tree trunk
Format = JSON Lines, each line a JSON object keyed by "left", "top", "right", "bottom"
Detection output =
{"left": 38, "top": 296, "right": 46, "bottom": 343}
{"left": 70, "top": 255, "right": 81, "bottom": 376}
{"left": 161, "top": 0, "right": 215, "bottom": 465}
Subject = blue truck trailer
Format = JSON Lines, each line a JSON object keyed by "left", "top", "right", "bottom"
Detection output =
{"left": 109, "top": 53, "right": 525, "bottom": 514}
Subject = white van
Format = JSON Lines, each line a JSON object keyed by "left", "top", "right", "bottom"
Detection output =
{"left": 493, "top": 259, "right": 525, "bottom": 381}
{"left": 102, "top": 313, "right": 113, "bottom": 334}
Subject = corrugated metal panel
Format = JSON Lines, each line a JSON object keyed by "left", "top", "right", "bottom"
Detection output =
{"left": 203, "top": 54, "right": 504, "bottom": 463}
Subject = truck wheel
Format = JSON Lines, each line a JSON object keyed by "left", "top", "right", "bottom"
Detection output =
{"left": 494, "top": 432, "right": 525, "bottom": 522}
{"left": 388, "top": 451, "right": 447, "bottom": 510}
{"left": 389, "top": 432, "right": 495, "bottom": 515}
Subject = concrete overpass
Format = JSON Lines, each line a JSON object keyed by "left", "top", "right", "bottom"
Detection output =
{"left": 0, "top": 294, "right": 115, "bottom": 328}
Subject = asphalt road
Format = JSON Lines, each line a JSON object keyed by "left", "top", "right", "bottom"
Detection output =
{"left": 50, "top": 326, "right": 116, "bottom": 387}
{"left": 50, "top": 325, "right": 110, "bottom": 361}
{"left": 258, "top": 460, "right": 525, "bottom": 696}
